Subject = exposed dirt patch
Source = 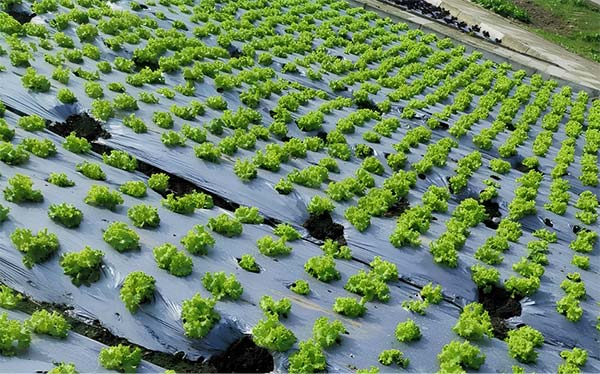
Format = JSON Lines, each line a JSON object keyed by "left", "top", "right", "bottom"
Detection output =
{"left": 355, "top": 98, "right": 380, "bottom": 112}
{"left": 511, "top": 0, "right": 571, "bottom": 33}
{"left": 478, "top": 285, "right": 522, "bottom": 339}
{"left": 383, "top": 197, "right": 410, "bottom": 217}
{"left": 7, "top": 9, "right": 35, "bottom": 24}
{"left": 48, "top": 113, "right": 110, "bottom": 141}
{"left": 303, "top": 212, "right": 346, "bottom": 245}
{"left": 209, "top": 336, "right": 274, "bottom": 373}
{"left": 481, "top": 200, "right": 501, "bottom": 229}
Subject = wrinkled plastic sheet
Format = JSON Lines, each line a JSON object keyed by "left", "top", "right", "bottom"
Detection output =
{"left": 1, "top": 110, "right": 599, "bottom": 372}
{"left": 0, "top": 309, "right": 164, "bottom": 373}
{"left": 0, "top": 1, "right": 597, "bottom": 371}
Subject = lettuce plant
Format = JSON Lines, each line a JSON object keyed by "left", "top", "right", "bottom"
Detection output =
{"left": 152, "top": 111, "right": 174, "bottom": 129}
{"left": 273, "top": 223, "right": 301, "bottom": 241}
{"left": 332, "top": 297, "right": 366, "bottom": 317}
{"left": 49, "top": 363, "right": 78, "bottom": 374}
{"left": 0, "top": 142, "right": 30, "bottom": 165}
{"left": 0, "top": 312, "right": 31, "bottom": 355}
{"left": 305, "top": 255, "right": 340, "bottom": 282}
{"left": 161, "top": 191, "right": 212, "bottom": 214}
{"left": 181, "top": 225, "right": 215, "bottom": 255}
{"left": 60, "top": 246, "right": 104, "bottom": 286}
{"left": 11, "top": 228, "right": 59, "bottom": 268}
{"left": 21, "top": 138, "right": 57, "bottom": 158}
{"left": 506, "top": 326, "right": 544, "bottom": 363}
{"left": 470, "top": 264, "right": 500, "bottom": 293}
{"left": 84, "top": 185, "right": 123, "bottom": 210}
{"left": 3, "top": 174, "right": 43, "bottom": 203}
{"left": 103, "top": 150, "right": 137, "bottom": 171}
{"left": 194, "top": 142, "right": 221, "bottom": 162}
{"left": 257, "top": 236, "right": 292, "bottom": 256}
{"left": 453, "top": 302, "right": 493, "bottom": 340}
{"left": 103, "top": 222, "right": 139, "bottom": 252}
{"left": 208, "top": 214, "right": 243, "bottom": 237}
{"left": 120, "top": 271, "right": 155, "bottom": 313}
{"left": 76, "top": 161, "right": 106, "bottom": 180}
{"left": 260, "top": 296, "right": 292, "bottom": 318}
{"left": 148, "top": 173, "right": 169, "bottom": 192}
{"left": 402, "top": 299, "right": 429, "bottom": 315}
{"left": 98, "top": 345, "right": 142, "bottom": 373}
{"left": 312, "top": 316, "right": 345, "bottom": 348}
{"left": 63, "top": 132, "right": 91, "bottom": 154}
{"left": 127, "top": 204, "right": 160, "bottom": 228}
{"left": 26, "top": 310, "right": 69, "bottom": 338}
{"left": 0, "top": 285, "right": 19, "bottom": 309}
{"left": 21, "top": 67, "right": 51, "bottom": 92}
{"left": 119, "top": 181, "right": 147, "bottom": 198}
{"left": 288, "top": 340, "right": 326, "bottom": 374}
{"left": 379, "top": 349, "right": 409, "bottom": 368}
{"left": 0, "top": 203, "right": 8, "bottom": 224}
{"left": 161, "top": 130, "right": 186, "bottom": 147}
{"left": 369, "top": 257, "right": 398, "bottom": 281}
{"left": 234, "top": 206, "right": 263, "bottom": 224}
{"left": 437, "top": 340, "right": 485, "bottom": 372}
{"left": 345, "top": 270, "right": 389, "bottom": 302}
{"left": 274, "top": 178, "right": 293, "bottom": 194}
{"left": 307, "top": 195, "right": 335, "bottom": 216}
{"left": 178, "top": 289, "right": 222, "bottom": 340}
{"left": 153, "top": 243, "right": 193, "bottom": 277}
{"left": 48, "top": 203, "right": 83, "bottom": 228}
{"left": 252, "top": 315, "right": 297, "bottom": 352}
{"left": 238, "top": 254, "right": 259, "bottom": 273}
{"left": 234, "top": 158, "right": 257, "bottom": 181}
{"left": 344, "top": 206, "right": 371, "bottom": 231}
{"left": 321, "top": 239, "right": 351, "bottom": 260}
{"left": 290, "top": 280, "right": 310, "bottom": 295}
{"left": 395, "top": 319, "right": 421, "bottom": 342}
{"left": 123, "top": 114, "right": 148, "bottom": 133}
{"left": 571, "top": 255, "right": 589, "bottom": 270}
{"left": 202, "top": 271, "right": 243, "bottom": 300}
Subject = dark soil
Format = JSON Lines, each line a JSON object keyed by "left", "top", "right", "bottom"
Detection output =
{"left": 7, "top": 9, "right": 35, "bottom": 24}
{"left": 478, "top": 285, "right": 522, "bottom": 339}
{"left": 303, "top": 212, "right": 346, "bottom": 245}
{"left": 543, "top": 217, "right": 554, "bottom": 228}
{"left": 383, "top": 197, "right": 410, "bottom": 217}
{"left": 48, "top": 113, "right": 110, "bottom": 141}
{"left": 514, "top": 161, "right": 538, "bottom": 173}
{"left": 355, "top": 98, "right": 380, "bottom": 112}
{"left": 481, "top": 200, "right": 501, "bottom": 229}
{"left": 511, "top": 0, "right": 571, "bottom": 32}
{"left": 209, "top": 336, "right": 274, "bottom": 373}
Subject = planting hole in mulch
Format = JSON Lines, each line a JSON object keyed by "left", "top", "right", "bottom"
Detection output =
{"left": 48, "top": 113, "right": 110, "bottom": 141}
{"left": 209, "top": 335, "right": 273, "bottom": 373}
{"left": 481, "top": 200, "right": 501, "bottom": 229}
{"left": 303, "top": 212, "right": 346, "bottom": 245}
{"left": 478, "top": 285, "right": 522, "bottom": 339}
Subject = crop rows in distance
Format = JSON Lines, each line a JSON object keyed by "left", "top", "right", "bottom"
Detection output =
{"left": 0, "top": 0, "right": 598, "bottom": 372}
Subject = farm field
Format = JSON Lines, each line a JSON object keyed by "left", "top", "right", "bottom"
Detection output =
{"left": 0, "top": 0, "right": 598, "bottom": 372}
